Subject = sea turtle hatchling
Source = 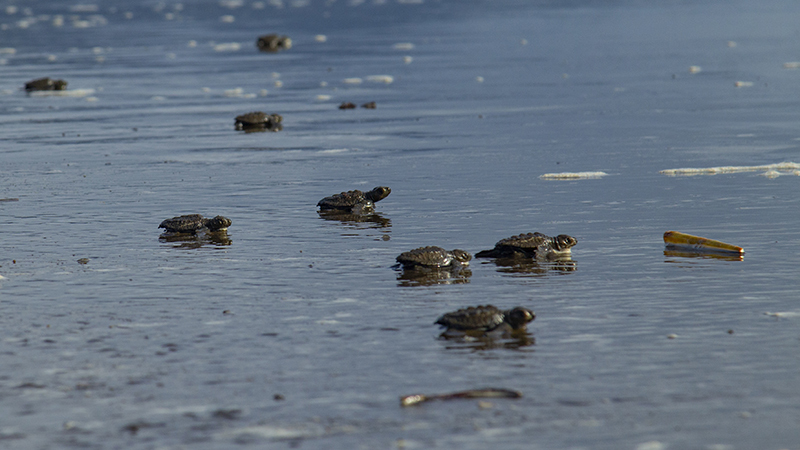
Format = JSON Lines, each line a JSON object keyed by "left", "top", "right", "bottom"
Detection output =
{"left": 256, "top": 34, "right": 292, "bottom": 52}
{"left": 475, "top": 232, "right": 577, "bottom": 260}
{"left": 159, "top": 214, "right": 232, "bottom": 234}
{"left": 25, "top": 77, "right": 67, "bottom": 91}
{"left": 235, "top": 112, "right": 283, "bottom": 131}
{"left": 317, "top": 186, "right": 391, "bottom": 214}
{"left": 435, "top": 305, "right": 535, "bottom": 333}
{"left": 396, "top": 246, "right": 472, "bottom": 269}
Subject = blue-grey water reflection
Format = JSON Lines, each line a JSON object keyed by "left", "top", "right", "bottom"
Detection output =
{"left": 2, "top": 0, "right": 800, "bottom": 448}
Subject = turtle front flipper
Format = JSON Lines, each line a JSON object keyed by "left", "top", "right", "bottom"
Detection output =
{"left": 475, "top": 248, "right": 501, "bottom": 258}
{"left": 349, "top": 201, "right": 375, "bottom": 215}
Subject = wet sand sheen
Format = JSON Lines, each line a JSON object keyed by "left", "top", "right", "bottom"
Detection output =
{"left": 1, "top": 0, "right": 800, "bottom": 449}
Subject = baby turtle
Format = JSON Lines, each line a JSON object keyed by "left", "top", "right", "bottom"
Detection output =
{"left": 475, "top": 232, "right": 577, "bottom": 260}
{"left": 25, "top": 77, "right": 67, "bottom": 91}
{"left": 235, "top": 112, "right": 283, "bottom": 131}
{"left": 435, "top": 305, "right": 535, "bottom": 332}
{"left": 317, "top": 186, "right": 391, "bottom": 214}
{"left": 159, "top": 214, "right": 231, "bottom": 234}
{"left": 396, "top": 246, "right": 472, "bottom": 269}
{"left": 256, "top": 34, "right": 292, "bottom": 52}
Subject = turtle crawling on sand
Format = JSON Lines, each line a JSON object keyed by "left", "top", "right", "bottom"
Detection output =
{"left": 159, "top": 214, "right": 231, "bottom": 234}
{"left": 435, "top": 305, "right": 535, "bottom": 333}
{"left": 396, "top": 246, "right": 471, "bottom": 269}
{"left": 256, "top": 34, "right": 292, "bottom": 52}
{"left": 25, "top": 77, "right": 67, "bottom": 91}
{"left": 317, "top": 186, "right": 390, "bottom": 214}
{"left": 475, "top": 232, "right": 577, "bottom": 260}
{"left": 235, "top": 112, "right": 283, "bottom": 132}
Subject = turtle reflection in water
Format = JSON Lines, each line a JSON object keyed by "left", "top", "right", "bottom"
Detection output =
{"left": 490, "top": 257, "right": 577, "bottom": 276}
{"left": 317, "top": 186, "right": 391, "bottom": 215}
{"left": 396, "top": 265, "right": 472, "bottom": 287}
{"left": 395, "top": 246, "right": 472, "bottom": 286}
{"left": 235, "top": 112, "right": 283, "bottom": 132}
{"left": 476, "top": 232, "right": 577, "bottom": 260}
{"left": 158, "top": 214, "right": 232, "bottom": 246}
{"left": 318, "top": 209, "right": 391, "bottom": 229}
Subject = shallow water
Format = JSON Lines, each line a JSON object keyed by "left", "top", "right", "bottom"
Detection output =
{"left": 2, "top": 0, "right": 800, "bottom": 449}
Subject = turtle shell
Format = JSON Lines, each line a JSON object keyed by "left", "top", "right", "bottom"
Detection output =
{"left": 495, "top": 232, "right": 551, "bottom": 251}
{"left": 257, "top": 34, "right": 292, "bottom": 52}
{"left": 235, "top": 112, "right": 282, "bottom": 130}
{"left": 396, "top": 246, "right": 471, "bottom": 268}
{"left": 159, "top": 214, "right": 231, "bottom": 233}
{"left": 435, "top": 305, "right": 505, "bottom": 331}
{"left": 25, "top": 77, "right": 67, "bottom": 91}
{"left": 159, "top": 214, "right": 207, "bottom": 233}
{"left": 317, "top": 186, "right": 391, "bottom": 211}
{"left": 435, "top": 305, "right": 535, "bottom": 331}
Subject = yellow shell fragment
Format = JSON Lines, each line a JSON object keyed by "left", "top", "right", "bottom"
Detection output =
{"left": 663, "top": 231, "right": 744, "bottom": 255}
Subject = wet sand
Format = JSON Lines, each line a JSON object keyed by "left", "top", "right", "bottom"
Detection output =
{"left": 2, "top": 0, "right": 800, "bottom": 448}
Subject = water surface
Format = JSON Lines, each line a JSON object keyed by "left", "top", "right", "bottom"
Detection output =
{"left": 2, "top": 0, "right": 800, "bottom": 449}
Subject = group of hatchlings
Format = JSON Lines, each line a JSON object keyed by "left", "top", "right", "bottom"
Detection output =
{"left": 25, "top": 34, "right": 351, "bottom": 134}
{"left": 159, "top": 185, "right": 577, "bottom": 337}
{"left": 26, "top": 33, "right": 571, "bottom": 339}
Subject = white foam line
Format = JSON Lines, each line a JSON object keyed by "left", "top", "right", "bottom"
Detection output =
{"left": 540, "top": 171, "right": 608, "bottom": 179}
{"left": 224, "top": 424, "right": 327, "bottom": 440}
{"left": 765, "top": 311, "right": 800, "bottom": 318}
{"left": 392, "top": 42, "right": 415, "bottom": 50}
{"left": 660, "top": 161, "right": 800, "bottom": 176}
{"left": 318, "top": 148, "right": 349, "bottom": 154}
{"left": 29, "top": 88, "right": 95, "bottom": 98}
{"left": 366, "top": 75, "right": 393, "bottom": 84}
{"left": 213, "top": 42, "right": 241, "bottom": 52}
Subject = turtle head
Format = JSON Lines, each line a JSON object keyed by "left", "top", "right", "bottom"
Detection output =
{"left": 269, "top": 114, "right": 283, "bottom": 124}
{"left": 451, "top": 249, "right": 472, "bottom": 265}
{"left": 504, "top": 307, "right": 535, "bottom": 329}
{"left": 206, "top": 216, "right": 232, "bottom": 231}
{"left": 553, "top": 234, "right": 577, "bottom": 251}
{"left": 366, "top": 186, "right": 391, "bottom": 202}
{"left": 53, "top": 79, "right": 67, "bottom": 90}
